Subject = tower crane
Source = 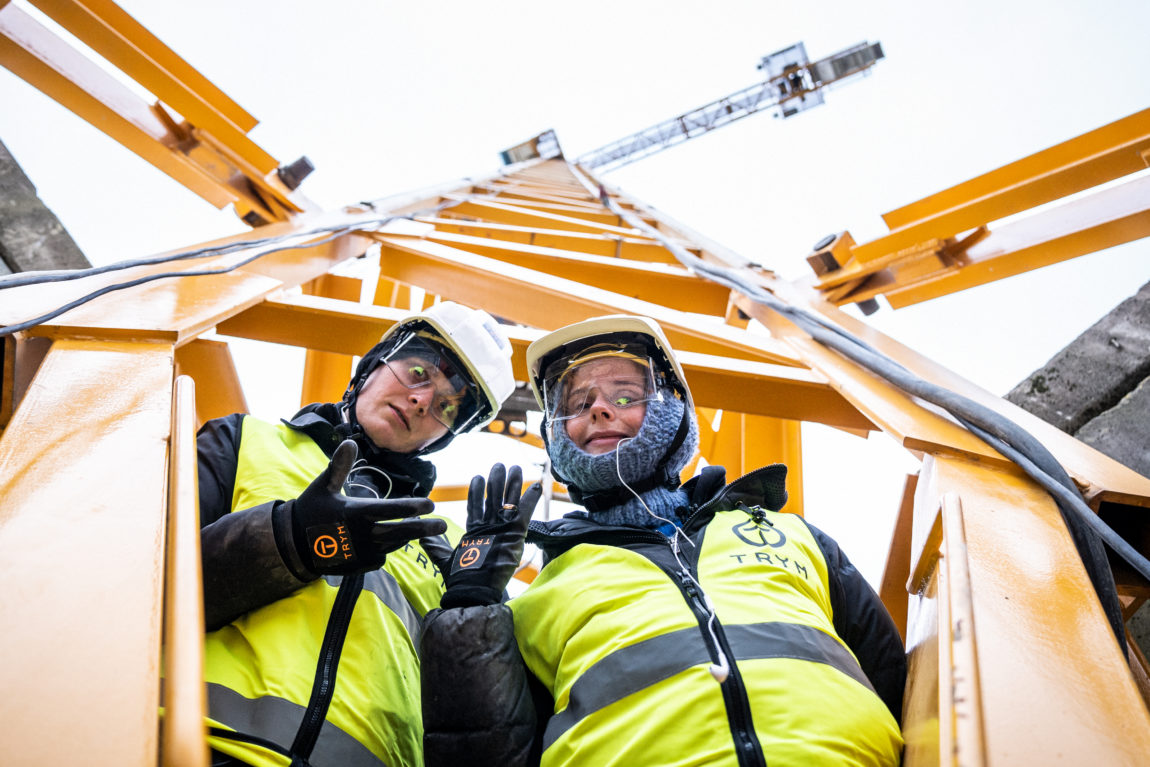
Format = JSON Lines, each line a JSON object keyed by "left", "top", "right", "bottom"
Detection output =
{"left": 497, "top": 41, "right": 884, "bottom": 172}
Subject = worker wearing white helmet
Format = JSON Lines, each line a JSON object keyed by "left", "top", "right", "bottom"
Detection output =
{"left": 196, "top": 301, "right": 514, "bottom": 767}
{"left": 419, "top": 314, "right": 905, "bottom": 767}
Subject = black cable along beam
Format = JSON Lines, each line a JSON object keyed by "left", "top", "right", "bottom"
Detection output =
{"left": 592, "top": 180, "right": 1146, "bottom": 651}
{"left": 0, "top": 196, "right": 479, "bottom": 339}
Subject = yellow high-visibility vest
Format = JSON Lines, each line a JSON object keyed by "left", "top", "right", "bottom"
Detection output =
{"left": 205, "top": 416, "right": 456, "bottom": 767}
{"left": 511, "top": 507, "right": 903, "bottom": 767}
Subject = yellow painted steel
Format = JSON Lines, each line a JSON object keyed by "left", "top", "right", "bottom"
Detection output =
{"left": 29, "top": 0, "right": 275, "bottom": 173}
{"left": 162, "top": 375, "right": 209, "bottom": 767}
{"left": 737, "top": 285, "right": 1150, "bottom": 503}
{"left": 441, "top": 196, "right": 641, "bottom": 236}
{"left": 906, "top": 494, "right": 988, "bottom": 767}
{"left": 416, "top": 217, "right": 681, "bottom": 263}
{"left": 31, "top": 0, "right": 257, "bottom": 132}
{"left": 883, "top": 172, "right": 1150, "bottom": 308}
{"left": 0, "top": 0, "right": 307, "bottom": 223}
{"left": 879, "top": 473, "right": 918, "bottom": 642}
{"left": 0, "top": 340, "right": 173, "bottom": 763}
{"left": 696, "top": 409, "right": 805, "bottom": 516}
{"left": 2, "top": 9, "right": 1150, "bottom": 764}
{"left": 370, "top": 233, "right": 804, "bottom": 366}
{"left": 0, "top": 3, "right": 239, "bottom": 209}
{"left": 174, "top": 339, "right": 248, "bottom": 428}
{"left": 859, "top": 108, "right": 1150, "bottom": 264}
{"left": 300, "top": 273, "right": 362, "bottom": 407}
{"left": 420, "top": 230, "right": 731, "bottom": 314}
{"left": 904, "top": 454, "right": 1150, "bottom": 765}
{"left": 808, "top": 108, "right": 1150, "bottom": 309}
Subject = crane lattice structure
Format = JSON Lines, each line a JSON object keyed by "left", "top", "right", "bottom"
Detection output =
{"left": 2, "top": 3, "right": 1150, "bottom": 766}
{"left": 575, "top": 41, "right": 884, "bottom": 173}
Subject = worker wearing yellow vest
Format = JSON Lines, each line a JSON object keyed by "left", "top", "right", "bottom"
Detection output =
{"left": 196, "top": 301, "right": 515, "bottom": 767}
{"left": 420, "top": 315, "right": 906, "bottom": 767}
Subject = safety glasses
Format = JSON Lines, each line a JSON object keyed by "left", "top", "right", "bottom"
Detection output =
{"left": 382, "top": 335, "right": 483, "bottom": 433}
{"left": 542, "top": 342, "right": 662, "bottom": 423}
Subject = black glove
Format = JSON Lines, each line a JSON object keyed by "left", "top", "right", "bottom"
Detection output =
{"left": 422, "top": 463, "right": 541, "bottom": 608}
{"left": 280, "top": 439, "right": 446, "bottom": 577}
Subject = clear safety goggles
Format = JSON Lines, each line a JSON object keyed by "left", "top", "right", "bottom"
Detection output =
{"left": 381, "top": 334, "right": 483, "bottom": 433}
{"left": 541, "top": 342, "right": 662, "bottom": 423}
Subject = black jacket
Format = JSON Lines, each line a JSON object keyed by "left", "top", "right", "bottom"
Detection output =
{"left": 420, "top": 465, "right": 907, "bottom": 767}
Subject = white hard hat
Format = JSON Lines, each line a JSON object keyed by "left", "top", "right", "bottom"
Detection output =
{"left": 381, "top": 301, "right": 515, "bottom": 430}
{"left": 526, "top": 315, "right": 692, "bottom": 417}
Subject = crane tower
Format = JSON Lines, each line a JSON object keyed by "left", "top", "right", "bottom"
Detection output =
{"left": 1, "top": 3, "right": 1150, "bottom": 765}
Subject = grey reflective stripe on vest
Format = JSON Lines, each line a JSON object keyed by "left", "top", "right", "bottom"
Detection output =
{"left": 324, "top": 571, "right": 422, "bottom": 645}
{"left": 541, "top": 621, "right": 872, "bottom": 752}
{"left": 207, "top": 683, "right": 386, "bottom": 766}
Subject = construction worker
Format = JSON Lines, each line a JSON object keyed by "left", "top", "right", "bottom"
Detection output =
{"left": 196, "top": 301, "right": 515, "bottom": 767}
{"left": 419, "top": 315, "right": 906, "bottom": 767}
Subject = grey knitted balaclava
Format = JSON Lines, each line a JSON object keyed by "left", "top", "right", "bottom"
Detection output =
{"left": 550, "top": 385, "right": 699, "bottom": 529}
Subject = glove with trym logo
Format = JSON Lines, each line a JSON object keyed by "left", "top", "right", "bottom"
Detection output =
{"left": 277, "top": 439, "right": 446, "bottom": 578}
{"left": 421, "top": 463, "right": 541, "bottom": 608}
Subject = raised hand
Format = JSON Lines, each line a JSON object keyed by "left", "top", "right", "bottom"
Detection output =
{"left": 424, "top": 463, "right": 541, "bottom": 608}
{"left": 285, "top": 439, "right": 446, "bottom": 576}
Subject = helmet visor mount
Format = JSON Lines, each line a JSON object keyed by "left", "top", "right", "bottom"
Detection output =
{"left": 380, "top": 333, "right": 484, "bottom": 435}
{"left": 541, "top": 342, "right": 663, "bottom": 427}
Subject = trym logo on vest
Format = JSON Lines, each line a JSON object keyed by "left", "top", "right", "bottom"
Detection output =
{"left": 732, "top": 518, "right": 787, "bottom": 548}
{"left": 308, "top": 523, "right": 354, "bottom": 560}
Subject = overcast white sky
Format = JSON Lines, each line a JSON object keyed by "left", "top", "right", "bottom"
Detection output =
{"left": 2, "top": 0, "right": 1148, "bottom": 584}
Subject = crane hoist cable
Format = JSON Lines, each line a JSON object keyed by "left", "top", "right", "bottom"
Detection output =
{"left": 590, "top": 179, "right": 1147, "bottom": 651}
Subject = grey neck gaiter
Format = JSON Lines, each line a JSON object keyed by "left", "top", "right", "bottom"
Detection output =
{"left": 549, "top": 387, "right": 699, "bottom": 529}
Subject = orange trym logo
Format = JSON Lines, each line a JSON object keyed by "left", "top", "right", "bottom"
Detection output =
{"left": 459, "top": 546, "right": 481, "bottom": 568}
{"left": 314, "top": 535, "right": 339, "bottom": 558}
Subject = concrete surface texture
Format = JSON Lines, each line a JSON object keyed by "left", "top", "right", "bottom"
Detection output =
{"left": 0, "top": 138, "right": 90, "bottom": 275}
{"left": 1006, "top": 280, "right": 1150, "bottom": 672}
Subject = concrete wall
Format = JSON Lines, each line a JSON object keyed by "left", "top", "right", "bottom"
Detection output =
{"left": 0, "top": 138, "right": 90, "bottom": 275}
{"left": 1006, "top": 280, "right": 1150, "bottom": 661}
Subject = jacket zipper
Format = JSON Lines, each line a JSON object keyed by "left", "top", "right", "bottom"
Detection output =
{"left": 531, "top": 514, "right": 769, "bottom": 764}
{"left": 662, "top": 533, "right": 768, "bottom": 767}
{"left": 290, "top": 572, "right": 364, "bottom": 762}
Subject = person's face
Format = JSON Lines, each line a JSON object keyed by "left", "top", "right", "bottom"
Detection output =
{"left": 355, "top": 355, "right": 454, "bottom": 453}
{"left": 560, "top": 358, "right": 649, "bottom": 455}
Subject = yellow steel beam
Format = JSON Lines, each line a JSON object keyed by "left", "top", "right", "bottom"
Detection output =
{"left": 415, "top": 217, "right": 680, "bottom": 263}
{"left": 29, "top": 0, "right": 275, "bottom": 173}
{"left": 882, "top": 108, "right": 1150, "bottom": 232}
{"left": 471, "top": 196, "right": 626, "bottom": 226}
{"left": 697, "top": 410, "right": 804, "bottom": 515}
{"left": 162, "top": 375, "right": 209, "bottom": 767}
{"left": 0, "top": 3, "right": 238, "bottom": 208}
{"left": 300, "top": 273, "right": 361, "bottom": 406}
{"left": 216, "top": 294, "right": 421, "bottom": 372}
{"left": 33, "top": 0, "right": 256, "bottom": 132}
{"left": 678, "top": 349, "right": 872, "bottom": 430}
{"left": 854, "top": 108, "right": 1150, "bottom": 264}
{"left": 441, "top": 196, "right": 642, "bottom": 236}
{"left": 478, "top": 183, "right": 600, "bottom": 207}
{"left": 0, "top": 339, "right": 174, "bottom": 763}
{"left": 0, "top": 227, "right": 368, "bottom": 344}
{"left": 903, "top": 454, "right": 1150, "bottom": 764}
{"left": 418, "top": 230, "right": 731, "bottom": 315}
{"left": 736, "top": 284, "right": 1150, "bottom": 504}
{"left": 878, "top": 473, "right": 918, "bottom": 642}
{"left": 215, "top": 293, "right": 873, "bottom": 430}
{"left": 882, "top": 172, "right": 1150, "bottom": 308}
{"left": 0, "top": 1, "right": 308, "bottom": 223}
{"left": 174, "top": 338, "right": 248, "bottom": 427}
{"left": 370, "top": 233, "right": 805, "bottom": 366}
